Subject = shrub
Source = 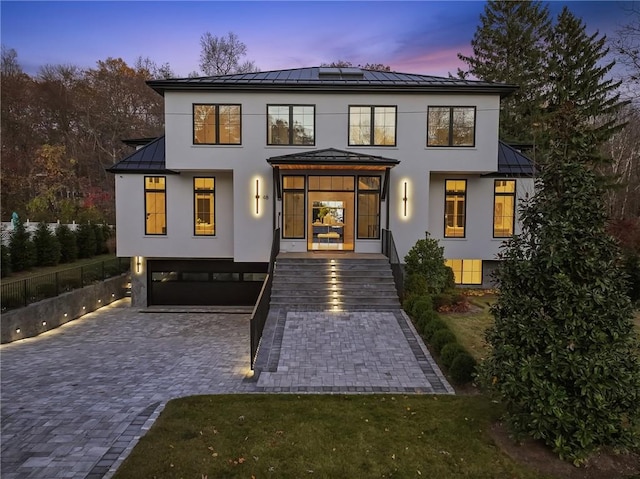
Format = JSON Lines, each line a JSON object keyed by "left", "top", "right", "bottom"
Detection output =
{"left": 403, "top": 295, "right": 419, "bottom": 315}
{"left": 450, "top": 352, "right": 477, "bottom": 384}
{"left": 9, "top": 218, "right": 35, "bottom": 272}
{"left": 1, "top": 244, "right": 11, "bottom": 277}
{"left": 412, "top": 295, "right": 433, "bottom": 316}
{"left": 422, "top": 318, "right": 449, "bottom": 342}
{"left": 440, "top": 342, "right": 466, "bottom": 369}
{"left": 36, "top": 283, "right": 57, "bottom": 299}
{"left": 405, "top": 273, "right": 428, "bottom": 297}
{"left": 417, "top": 304, "right": 437, "bottom": 329}
{"left": 93, "top": 223, "right": 105, "bottom": 255}
{"left": 76, "top": 222, "right": 97, "bottom": 258}
{"left": 622, "top": 252, "right": 640, "bottom": 303}
{"left": 56, "top": 224, "right": 78, "bottom": 263}
{"left": 404, "top": 232, "right": 450, "bottom": 294}
{"left": 433, "top": 293, "right": 453, "bottom": 310}
{"left": 33, "top": 222, "right": 61, "bottom": 267}
{"left": 431, "top": 329, "right": 456, "bottom": 354}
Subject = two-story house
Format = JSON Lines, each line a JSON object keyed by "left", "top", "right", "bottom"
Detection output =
{"left": 108, "top": 67, "right": 534, "bottom": 307}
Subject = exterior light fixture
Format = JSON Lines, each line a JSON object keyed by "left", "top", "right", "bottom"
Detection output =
{"left": 136, "top": 257, "right": 142, "bottom": 273}
{"left": 403, "top": 182, "right": 408, "bottom": 217}
{"left": 42, "top": 321, "right": 47, "bottom": 326}
{"left": 255, "top": 179, "right": 260, "bottom": 215}
{"left": 98, "top": 299, "right": 102, "bottom": 303}
{"left": 64, "top": 313, "right": 68, "bottom": 317}
{"left": 112, "top": 293, "right": 115, "bottom": 297}
{"left": 82, "top": 306, "right": 86, "bottom": 310}
{"left": 15, "top": 328, "right": 21, "bottom": 333}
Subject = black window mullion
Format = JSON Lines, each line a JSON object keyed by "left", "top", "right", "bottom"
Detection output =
{"left": 289, "top": 107, "right": 294, "bottom": 144}
{"left": 370, "top": 107, "right": 376, "bottom": 145}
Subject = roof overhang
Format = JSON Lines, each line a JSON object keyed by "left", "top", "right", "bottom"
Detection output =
{"left": 267, "top": 148, "right": 400, "bottom": 170}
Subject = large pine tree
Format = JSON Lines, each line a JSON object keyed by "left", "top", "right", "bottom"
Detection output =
{"left": 458, "top": 1, "right": 551, "bottom": 144}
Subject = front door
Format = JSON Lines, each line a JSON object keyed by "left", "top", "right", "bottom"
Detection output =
{"left": 307, "top": 177, "right": 355, "bottom": 251}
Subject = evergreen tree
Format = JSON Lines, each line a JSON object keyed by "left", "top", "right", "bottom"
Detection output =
{"left": 458, "top": 0, "right": 551, "bottom": 144}
{"left": 33, "top": 221, "right": 61, "bottom": 266}
{"left": 542, "top": 7, "right": 625, "bottom": 166}
{"left": 482, "top": 102, "right": 640, "bottom": 462}
{"left": 9, "top": 218, "right": 34, "bottom": 272}
{"left": 1, "top": 244, "right": 11, "bottom": 277}
{"left": 92, "top": 223, "right": 104, "bottom": 255}
{"left": 76, "top": 222, "right": 96, "bottom": 258}
{"left": 56, "top": 223, "right": 78, "bottom": 263}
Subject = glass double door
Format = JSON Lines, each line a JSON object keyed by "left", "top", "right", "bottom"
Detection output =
{"left": 307, "top": 191, "right": 354, "bottom": 251}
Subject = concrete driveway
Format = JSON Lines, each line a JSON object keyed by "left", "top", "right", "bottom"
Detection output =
{"left": 0, "top": 299, "right": 256, "bottom": 479}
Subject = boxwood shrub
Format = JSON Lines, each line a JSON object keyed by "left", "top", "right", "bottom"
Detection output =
{"left": 422, "top": 317, "right": 448, "bottom": 341}
{"left": 431, "top": 329, "right": 456, "bottom": 354}
{"left": 450, "top": 352, "right": 477, "bottom": 384}
{"left": 440, "top": 342, "right": 466, "bottom": 369}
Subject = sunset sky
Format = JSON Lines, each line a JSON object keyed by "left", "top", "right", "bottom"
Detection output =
{"left": 1, "top": 1, "right": 635, "bottom": 78}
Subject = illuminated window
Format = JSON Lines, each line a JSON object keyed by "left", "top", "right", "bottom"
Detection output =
{"left": 494, "top": 180, "right": 516, "bottom": 237}
{"left": 427, "top": 106, "right": 475, "bottom": 147}
{"left": 267, "top": 105, "right": 315, "bottom": 145}
{"left": 349, "top": 106, "right": 396, "bottom": 146}
{"left": 357, "top": 176, "right": 381, "bottom": 239}
{"left": 446, "top": 259, "right": 482, "bottom": 285}
{"left": 193, "top": 104, "right": 241, "bottom": 144}
{"left": 145, "top": 176, "right": 166, "bottom": 235}
{"left": 194, "top": 177, "right": 215, "bottom": 236}
{"left": 283, "top": 176, "right": 305, "bottom": 238}
{"left": 444, "top": 180, "right": 466, "bottom": 238}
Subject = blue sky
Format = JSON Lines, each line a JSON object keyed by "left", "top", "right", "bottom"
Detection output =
{"left": 1, "top": 1, "right": 635, "bottom": 78}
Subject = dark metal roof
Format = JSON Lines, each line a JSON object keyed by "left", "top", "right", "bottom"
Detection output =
{"left": 121, "top": 137, "right": 158, "bottom": 147}
{"left": 266, "top": 148, "right": 400, "bottom": 167}
{"left": 148, "top": 67, "right": 516, "bottom": 97}
{"left": 106, "top": 136, "right": 179, "bottom": 174}
{"left": 492, "top": 141, "right": 535, "bottom": 177}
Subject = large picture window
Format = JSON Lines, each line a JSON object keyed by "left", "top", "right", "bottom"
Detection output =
{"left": 349, "top": 106, "right": 396, "bottom": 146}
{"left": 282, "top": 176, "right": 305, "bottom": 238}
{"left": 193, "top": 104, "right": 241, "bottom": 145}
{"left": 494, "top": 180, "right": 516, "bottom": 237}
{"left": 194, "top": 177, "right": 215, "bottom": 236}
{"left": 444, "top": 179, "right": 466, "bottom": 238}
{"left": 446, "top": 259, "right": 482, "bottom": 285}
{"left": 145, "top": 176, "right": 166, "bottom": 235}
{"left": 357, "top": 176, "right": 381, "bottom": 239}
{"left": 267, "top": 105, "right": 315, "bottom": 145}
{"left": 427, "top": 106, "right": 475, "bottom": 147}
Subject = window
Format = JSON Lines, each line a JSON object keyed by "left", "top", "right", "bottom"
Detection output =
{"left": 145, "top": 176, "right": 166, "bottom": 235}
{"left": 494, "top": 180, "right": 516, "bottom": 237}
{"left": 194, "top": 177, "right": 215, "bottom": 235}
{"left": 446, "top": 259, "right": 483, "bottom": 285}
{"left": 427, "top": 106, "right": 475, "bottom": 147}
{"left": 282, "top": 176, "right": 305, "bottom": 238}
{"left": 267, "top": 105, "right": 314, "bottom": 145}
{"left": 349, "top": 106, "right": 396, "bottom": 146}
{"left": 193, "top": 104, "right": 241, "bottom": 144}
{"left": 444, "top": 180, "right": 466, "bottom": 238}
{"left": 357, "top": 176, "right": 381, "bottom": 239}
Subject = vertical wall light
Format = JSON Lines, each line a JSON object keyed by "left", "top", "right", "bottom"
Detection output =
{"left": 136, "top": 256, "right": 142, "bottom": 273}
{"left": 255, "top": 179, "right": 260, "bottom": 215}
{"left": 403, "top": 181, "right": 408, "bottom": 217}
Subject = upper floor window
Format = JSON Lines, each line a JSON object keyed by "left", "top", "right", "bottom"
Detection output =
{"left": 427, "top": 106, "right": 475, "bottom": 147}
{"left": 444, "top": 179, "right": 466, "bottom": 238}
{"left": 193, "top": 104, "right": 241, "bottom": 145}
{"left": 194, "top": 177, "right": 215, "bottom": 236}
{"left": 494, "top": 179, "right": 516, "bottom": 238}
{"left": 267, "top": 105, "right": 315, "bottom": 145}
{"left": 349, "top": 106, "right": 396, "bottom": 146}
{"left": 145, "top": 176, "right": 166, "bottom": 235}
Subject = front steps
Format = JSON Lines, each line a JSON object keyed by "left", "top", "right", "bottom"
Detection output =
{"left": 270, "top": 255, "right": 401, "bottom": 311}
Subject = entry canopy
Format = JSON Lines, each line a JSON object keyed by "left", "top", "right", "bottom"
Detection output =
{"left": 267, "top": 148, "right": 400, "bottom": 170}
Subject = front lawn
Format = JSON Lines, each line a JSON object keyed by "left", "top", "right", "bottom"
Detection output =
{"left": 114, "top": 394, "right": 550, "bottom": 479}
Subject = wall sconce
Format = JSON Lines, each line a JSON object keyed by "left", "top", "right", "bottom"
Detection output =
{"left": 136, "top": 256, "right": 142, "bottom": 273}
{"left": 255, "top": 179, "right": 260, "bottom": 215}
{"left": 403, "top": 182, "right": 408, "bottom": 217}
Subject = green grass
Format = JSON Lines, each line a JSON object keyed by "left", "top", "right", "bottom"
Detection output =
{"left": 114, "top": 395, "right": 553, "bottom": 479}
{"left": 1, "top": 254, "right": 116, "bottom": 282}
{"left": 438, "top": 295, "right": 497, "bottom": 361}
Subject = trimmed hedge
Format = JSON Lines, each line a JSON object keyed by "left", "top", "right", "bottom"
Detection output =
{"left": 431, "top": 329, "right": 457, "bottom": 354}
{"left": 450, "top": 352, "right": 477, "bottom": 384}
{"left": 422, "top": 317, "right": 448, "bottom": 341}
{"left": 440, "top": 342, "right": 466, "bottom": 369}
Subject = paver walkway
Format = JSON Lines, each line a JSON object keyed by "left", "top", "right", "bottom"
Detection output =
{"left": 1, "top": 299, "right": 452, "bottom": 479}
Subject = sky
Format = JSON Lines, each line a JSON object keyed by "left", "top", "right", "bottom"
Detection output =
{"left": 1, "top": 1, "right": 636, "bottom": 78}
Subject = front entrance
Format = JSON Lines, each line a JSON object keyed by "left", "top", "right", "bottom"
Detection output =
{"left": 307, "top": 191, "right": 355, "bottom": 251}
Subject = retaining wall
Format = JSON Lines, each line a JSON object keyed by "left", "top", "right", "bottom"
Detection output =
{"left": 1, "top": 274, "right": 127, "bottom": 344}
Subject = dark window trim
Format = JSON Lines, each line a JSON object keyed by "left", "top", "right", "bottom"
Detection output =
{"left": 266, "top": 104, "right": 316, "bottom": 146}
{"left": 282, "top": 175, "right": 306, "bottom": 239}
{"left": 192, "top": 103, "right": 242, "bottom": 145}
{"left": 144, "top": 175, "right": 167, "bottom": 236}
{"left": 444, "top": 179, "right": 467, "bottom": 239}
{"left": 348, "top": 105, "right": 397, "bottom": 147}
{"left": 493, "top": 179, "right": 516, "bottom": 238}
{"left": 193, "top": 177, "right": 216, "bottom": 237}
{"left": 356, "top": 175, "right": 381, "bottom": 240}
{"left": 427, "top": 106, "right": 476, "bottom": 147}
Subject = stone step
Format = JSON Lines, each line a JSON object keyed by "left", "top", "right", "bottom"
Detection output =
{"left": 273, "top": 276, "right": 395, "bottom": 284}
{"left": 272, "top": 284, "right": 397, "bottom": 292}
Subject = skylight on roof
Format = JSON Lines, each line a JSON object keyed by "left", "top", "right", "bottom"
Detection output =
{"left": 318, "top": 67, "right": 364, "bottom": 79}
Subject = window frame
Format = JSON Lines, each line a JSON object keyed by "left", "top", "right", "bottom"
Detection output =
{"left": 266, "top": 104, "right": 316, "bottom": 146}
{"left": 144, "top": 176, "right": 167, "bottom": 236}
{"left": 193, "top": 177, "right": 216, "bottom": 236}
{"left": 348, "top": 105, "right": 397, "bottom": 147}
{"left": 192, "top": 103, "right": 242, "bottom": 145}
{"left": 493, "top": 179, "right": 516, "bottom": 238}
{"left": 282, "top": 175, "right": 306, "bottom": 239}
{"left": 356, "top": 175, "right": 381, "bottom": 239}
{"left": 427, "top": 106, "right": 476, "bottom": 147}
{"left": 444, "top": 179, "right": 467, "bottom": 238}
{"left": 446, "top": 259, "right": 483, "bottom": 285}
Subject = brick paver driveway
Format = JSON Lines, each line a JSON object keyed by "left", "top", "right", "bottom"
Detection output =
{"left": 0, "top": 299, "right": 255, "bottom": 479}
